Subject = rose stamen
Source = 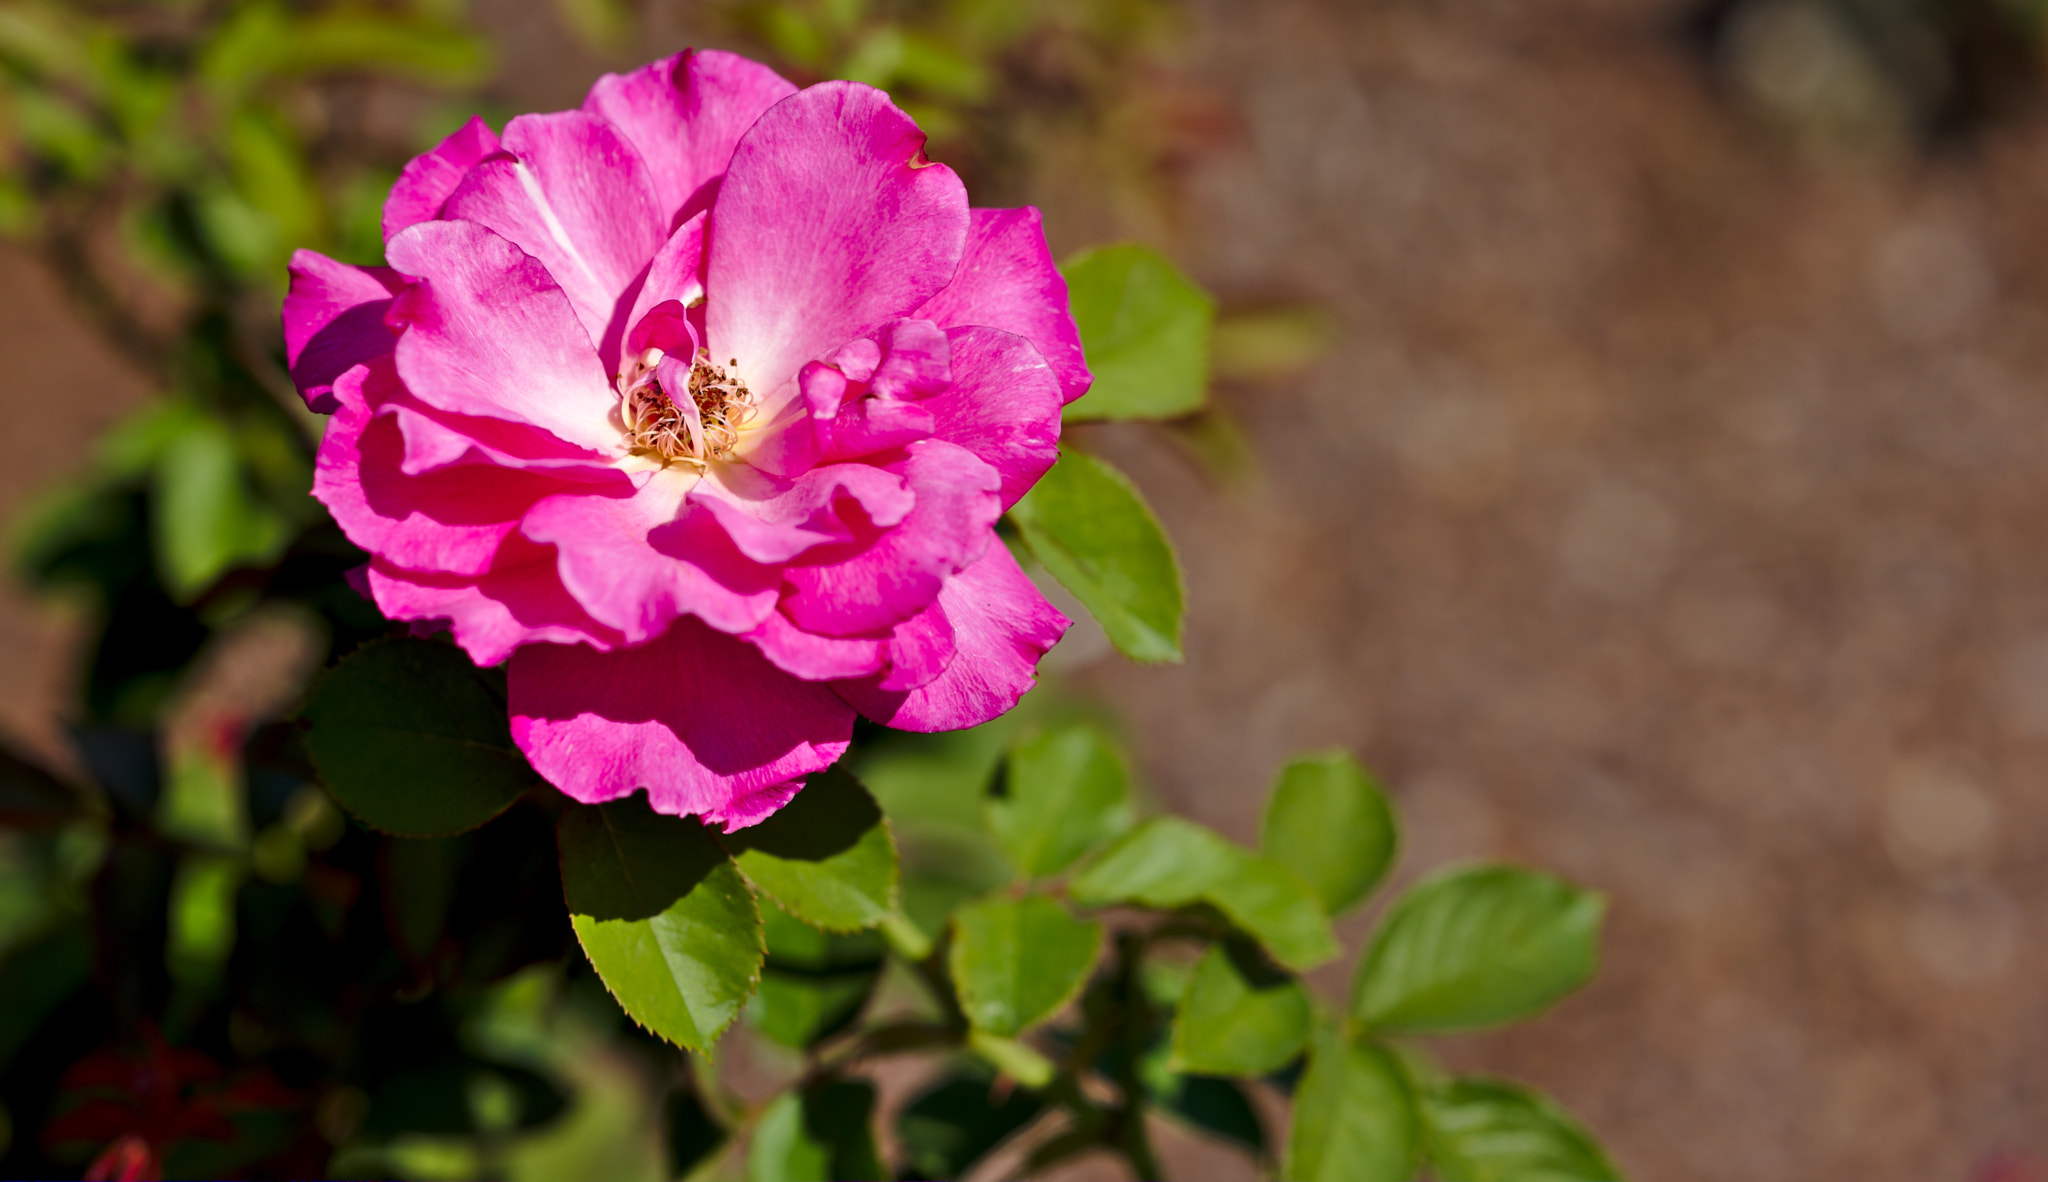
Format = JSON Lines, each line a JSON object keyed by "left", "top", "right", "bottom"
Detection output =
{"left": 621, "top": 350, "right": 754, "bottom": 464}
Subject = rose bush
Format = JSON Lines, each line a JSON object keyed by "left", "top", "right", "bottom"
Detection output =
{"left": 283, "top": 49, "right": 1089, "bottom": 830}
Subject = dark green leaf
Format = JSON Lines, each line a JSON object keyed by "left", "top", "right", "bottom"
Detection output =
{"left": 746, "top": 1078, "right": 885, "bottom": 1182}
{"left": 1060, "top": 244, "right": 1215, "bottom": 422}
{"left": 1009, "top": 447, "right": 1185, "bottom": 663}
{"left": 668, "top": 1085, "right": 727, "bottom": 1178}
{"left": 0, "top": 924, "right": 89, "bottom": 1069}
{"left": 1171, "top": 942, "right": 1311, "bottom": 1078}
{"left": 1067, "top": 817, "right": 1338, "bottom": 972}
{"left": 749, "top": 904, "right": 883, "bottom": 1051}
{"left": 1260, "top": 750, "right": 1398, "bottom": 915}
{"left": 299, "top": 638, "right": 533, "bottom": 837}
{"left": 1420, "top": 1078, "right": 1622, "bottom": 1182}
{"left": 725, "top": 766, "right": 899, "bottom": 932}
{"left": 950, "top": 894, "right": 1101, "bottom": 1036}
{"left": 1284, "top": 1028, "right": 1416, "bottom": 1182}
{"left": 558, "top": 797, "right": 764, "bottom": 1052}
{"left": 896, "top": 1065, "right": 1045, "bottom": 1181}
{"left": 1353, "top": 866, "right": 1604, "bottom": 1035}
{"left": 986, "top": 725, "right": 1130, "bottom": 878}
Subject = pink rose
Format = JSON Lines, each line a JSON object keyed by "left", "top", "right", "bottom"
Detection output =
{"left": 283, "top": 50, "right": 1084, "bottom": 830}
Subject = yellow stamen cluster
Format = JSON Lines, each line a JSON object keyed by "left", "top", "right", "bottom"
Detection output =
{"left": 622, "top": 351, "right": 754, "bottom": 464}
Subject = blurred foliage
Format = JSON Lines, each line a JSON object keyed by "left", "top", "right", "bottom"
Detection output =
{"left": 0, "top": 1, "right": 1616, "bottom": 1179}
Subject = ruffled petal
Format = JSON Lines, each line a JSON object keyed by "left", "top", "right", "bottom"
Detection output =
{"left": 879, "top": 600, "right": 955, "bottom": 692}
{"left": 834, "top": 542, "right": 1068, "bottom": 730}
{"left": 914, "top": 206, "right": 1091, "bottom": 403}
{"left": 361, "top": 536, "right": 620, "bottom": 666}
{"left": 688, "top": 460, "right": 914, "bottom": 565}
{"left": 386, "top": 220, "right": 624, "bottom": 455}
{"left": 582, "top": 49, "right": 798, "bottom": 231}
{"left": 314, "top": 361, "right": 618, "bottom": 577}
{"left": 779, "top": 439, "right": 1002, "bottom": 636}
{"left": 624, "top": 210, "right": 707, "bottom": 355}
{"left": 924, "top": 326, "right": 1062, "bottom": 510}
{"left": 439, "top": 110, "right": 666, "bottom": 368}
{"left": 383, "top": 115, "right": 501, "bottom": 242}
{"left": 706, "top": 81, "right": 969, "bottom": 405}
{"left": 508, "top": 618, "right": 855, "bottom": 826}
{"left": 518, "top": 465, "right": 781, "bottom": 642}
{"left": 742, "top": 609, "right": 887, "bottom": 681}
{"left": 282, "top": 250, "right": 405, "bottom": 413}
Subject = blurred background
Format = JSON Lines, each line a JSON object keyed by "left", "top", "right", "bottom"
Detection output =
{"left": 6, "top": 0, "right": 2048, "bottom": 1179}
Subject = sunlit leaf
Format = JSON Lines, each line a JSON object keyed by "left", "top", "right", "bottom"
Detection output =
{"left": 1060, "top": 244, "right": 1214, "bottom": 421}
{"left": 985, "top": 724, "right": 1130, "bottom": 878}
{"left": 1352, "top": 866, "right": 1604, "bottom": 1035}
{"left": 1419, "top": 1078, "right": 1623, "bottom": 1182}
{"left": 1068, "top": 817, "right": 1338, "bottom": 972}
{"left": 725, "top": 766, "right": 899, "bottom": 933}
{"left": 950, "top": 894, "right": 1101, "bottom": 1037}
{"left": 299, "top": 638, "right": 533, "bottom": 837}
{"left": 558, "top": 796, "right": 764, "bottom": 1052}
{"left": 1284, "top": 1027, "right": 1416, "bottom": 1182}
{"left": 1260, "top": 750, "right": 1398, "bottom": 915}
{"left": 1009, "top": 446, "right": 1184, "bottom": 663}
{"left": 1170, "top": 942, "right": 1311, "bottom": 1078}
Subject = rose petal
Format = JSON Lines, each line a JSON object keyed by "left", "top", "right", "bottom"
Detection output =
{"left": 439, "top": 110, "right": 667, "bottom": 369}
{"left": 779, "top": 439, "right": 1002, "bottom": 636}
{"left": 625, "top": 210, "right": 707, "bottom": 354}
{"left": 386, "top": 220, "right": 624, "bottom": 455}
{"left": 383, "top": 115, "right": 501, "bottom": 242}
{"left": 361, "top": 536, "right": 621, "bottom": 666}
{"left": 519, "top": 465, "right": 782, "bottom": 642}
{"left": 508, "top": 618, "right": 855, "bottom": 826}
{"left": 914, "top": 206, "right": 1091, "bottom": 403}
{"left": 283, "top": 251, "right": 406, "bottom": 413}
{"left": 742, "top": 609, "right": 887, "bottom": 681}
{"left": 689, "top": 459, "right": 914, "bottom": 565}
{"left": 923, "top": 326, "right": 1063, "bottom": 510}
{"left": 835, "top": 541, "right": 1068, "bottom": 730}
{"left": 582, "top": 49, "right": 798, "bottom": 231}
{"left": 706, "top": 81, "right": 969, "bottom": 406}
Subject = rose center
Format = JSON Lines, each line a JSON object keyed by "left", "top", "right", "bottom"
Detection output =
{"left": 621, "top": 350, "right": 755, "bottom": 464}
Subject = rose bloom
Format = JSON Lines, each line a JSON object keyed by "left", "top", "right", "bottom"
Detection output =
{"left": 284, "top": 51, "right": 1085, "bottom": 829}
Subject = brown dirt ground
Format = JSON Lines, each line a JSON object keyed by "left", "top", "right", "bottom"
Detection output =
{"left": 7, "top": 1, "right": 2048, "bottom": 1179}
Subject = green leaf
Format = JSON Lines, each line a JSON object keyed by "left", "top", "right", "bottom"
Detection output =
{"left": 151, "top": 410, "right": 291, "bottom": 600}
{"left": 746, "top": 1080, "right": 885, "bottom": 1182}
{"left": 949, "top": 894, "right": 1101, "bottom": 1037}
{"left": 1260, "top": 750, "right": 1398, "bottom": 915}
{"left": 986, "top": 725, "right": 1130, "bottom": 878}
{"left": 558, "top": 797, "right": 764, "bottom": 1052}
{"left": 1284, "top": 1028, "right": 1416, "bottom": 1182}
{"left": 1059, "top": 244, "right": 1214, "bottom": 422}
{"left": 1151, "top": 1073, "right": 1266, "bottom": 1157}
{"left": 748, "top": 902, "right": 883, "bottom": 1050}
{"left": 1009, "top": 446, "right": 1185, "bottom": 663}
{"left": 1067, "top": 817, "right": 1338, "bottom": 972}
{"left": 1420, "top": 1078, "right": 1622, "bottom": 1182}
{"left": 299, "top": 639, "right": 533, "bottom": 837}
{"left": 725, "top": 766, "right": 899, "bottom": 932}
{"left": 1170, "top": 943, "right": 1311, "bottom": 1078}
{"left": 1352, "top": 866, "right": 1605, "bottom": 1035}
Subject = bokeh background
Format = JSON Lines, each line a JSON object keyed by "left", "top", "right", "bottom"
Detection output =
{"left": 7, "top": 1, "right": 2048, "bottom": 1179}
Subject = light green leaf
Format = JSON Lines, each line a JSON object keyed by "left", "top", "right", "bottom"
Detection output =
{"left": 150, "top": 406, "right": 290, "bottom": 600}
{"left": 1170, "top": 943, "right": 1311, "bottom": 1078}
{"left": 1059, "top": 244, "right": 1214, "bottom": 422}
{"left": 1353, "top": 866, "right": 1605, "bottom": 1035}
{"left": 559, "top": 797, "right": 764, "bottom": 1052}
{"left": 1009, "top": 446, "right": 1184, "bottom": 663}
{"left": 950, "top": 894, "right": 1101, "bottom": 1037}
{"left": 1285, "top": 1028, "right": 1416, "bottom": 1182}
{"left": 1420, "top": 1078, "right": 1622, "bottom": 1182}
{"left": 746, "top": 1080, "right": 885, "bottom": 1182}
{"left": 725, "top": 767, "right": 899, "bottom": 933}
{"left": 299, "top": 639, "right": 533, "bottom": 837}
{"left": 1260, "top": 750, "right": 1398, "bottom": 915}
{"left": 986, "top": 725, "right": 1131, "bottom": 878}
{"left": 1067, "top": 817, "right": 1338, "bottom": 972}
